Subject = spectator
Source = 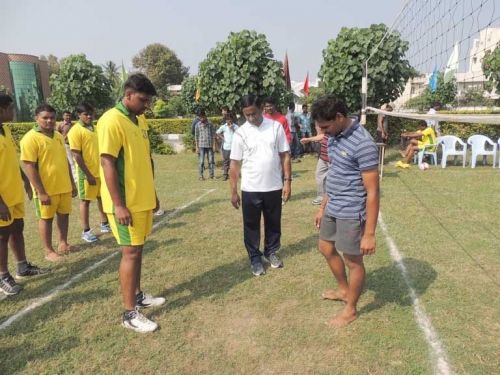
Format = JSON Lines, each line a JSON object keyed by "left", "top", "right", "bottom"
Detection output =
{"left": 57, "top": 110, "right": 76, "bottom": 179}
{"left": 397, "top": 120, "right": 436, "bottom": 168}
{"left": 216, "top": 112, "right": 239, "bottom": 181}
{"left": 298, "top": 104, "right": 313, "bottom": 153}
{"left": 195, "top": 110, "right": 216, "bottom": 180}
{"left": 376, "top": 104, "right": 393, "bottom": 143}
{"left": 426, "top": 101, "right": 441, "bottom": 137}
{"left": 263, "top": 97, "right": 292, "bottom": 145}
{"left": 286, "top": 102, "right": 301, "bottom": 161}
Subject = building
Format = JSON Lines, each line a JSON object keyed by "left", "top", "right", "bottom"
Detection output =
{"left": 393, "top": 27, "right": 500, "bottom": 108}
{"left": 0, "top": 53, "right": 50, "bottom": 121}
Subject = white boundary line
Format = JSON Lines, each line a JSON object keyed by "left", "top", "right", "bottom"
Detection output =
{"left": 0, "top": 189, "right": 216, "bottom": 332}
{"left": 378, "top": 212, "right": 452, "bottom": 375}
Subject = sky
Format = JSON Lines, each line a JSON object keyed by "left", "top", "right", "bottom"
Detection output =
{"left": 0, "top": 0, "right": 405, "bottom": 82}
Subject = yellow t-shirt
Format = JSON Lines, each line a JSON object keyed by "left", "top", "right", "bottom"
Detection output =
{"left": 20, "top": 127, "right": 72, "bottom": 196}
{"left": 67, "top": 120, "right": 100, "bottom": 179}
{"left": 97, "top": 104, "right": 155, "bottom": 214}
{"left": 418, "top": 127, "right": 436, "bottom": 149}
{"left": 0, "top": 125, "right": 24, "bottom": 206}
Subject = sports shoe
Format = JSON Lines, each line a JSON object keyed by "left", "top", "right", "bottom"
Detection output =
{"left": 311, "top": 197, "right": 322, "bottom": 205}
{"left": 264, "top": 253, "right": 284, "bottom": 268}
{"left": 251, "top": 261, "right": 265, "bottom": 276}
{"left": 154, "top": 209, "right": 165, "bottom": 217}
{"left": 122, "top": 308, "right": 158, "bottom": 333}
{"left": 136, "top": 291, "right": 166, "bottom": 308}
{"left": 100, "top": 223, "right": 111, "bottom": 233}
{"left": 395, "top": 160, "right": 410, "bottom": 169}
{"left": 16, "top": 262, "right": 49, "bottom": 279}
{"left": 0, "top": 273, "right": 23, "bottom": 295}
{"left": 82, "top": 229, "right": 98, "bottom": 243}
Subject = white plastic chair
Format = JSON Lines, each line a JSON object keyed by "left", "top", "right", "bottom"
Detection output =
{"left": 467, "top": 135, "right": 496, "bottom": 168}
{"left": 414, "top": 143, "right": 438, "bottom": 165}
{"left": 438, "top": 135, "right": 467, "bottom": 168}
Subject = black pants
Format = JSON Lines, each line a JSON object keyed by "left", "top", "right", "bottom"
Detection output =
{"left": 241, "top": 190, "right": 282, "bottom": 264}
{"left": 222, "top": 147, "right": 231, "bottom": 177}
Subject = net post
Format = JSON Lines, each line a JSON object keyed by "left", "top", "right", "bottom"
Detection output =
{"left": 361, "top": 62, "right": 368, "bottom": 125}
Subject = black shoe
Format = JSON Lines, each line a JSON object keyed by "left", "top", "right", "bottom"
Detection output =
{"left": 0, "top": 273, "right": 23, "bottom": 295}
{"left": 16, "top": 262, "right": 50, "bottom": 279}
{"left": 264, "top": 253, "right": 283, "bottom": 268}
{"left": 223, "top": 175, "right": 228, "bottom": 181}
{"left": 251, "top": 261, "right": 265, "bottom": 276}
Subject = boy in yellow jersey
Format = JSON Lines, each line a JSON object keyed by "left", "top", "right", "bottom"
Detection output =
{"left": 0, "top": 94, "right": 48, "bottom": 295}
{"left": 20, "top": 104, "right": 77, "bottom": 262}
{"left": 67, "top": 103, "right": 110, "bottom": 243}
{"left": 98, "top": 74, "right": 164, "bottom": 333}
{"left": 397, "top": 120, "right": 436, "bottom": 167}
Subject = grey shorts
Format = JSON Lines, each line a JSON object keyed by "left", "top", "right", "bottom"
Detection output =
{"left": 319, "top": 214, "right": 365, "bottom": 256}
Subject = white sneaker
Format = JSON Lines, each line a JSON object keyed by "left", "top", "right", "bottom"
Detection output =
{"left": 136, "top": 291, "right": 166, "bottom": 308}
{"left": 154, "top": 209, "right": 165, "bottom": 217}
{"left": 82, "top": 230, "right": 98, "bottom": 243}
{"left": 100, "top": 223, "right": 111, "bottom": 233}
{"left": 122, "top": 308, "right": 158, "bottom": 333}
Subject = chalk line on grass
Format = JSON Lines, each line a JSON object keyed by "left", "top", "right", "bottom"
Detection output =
{"left": 0, "top": 189, "right": 216, "bottom": 332}
{"left": 379, "top": 212, "right": 452, "bottom": 375}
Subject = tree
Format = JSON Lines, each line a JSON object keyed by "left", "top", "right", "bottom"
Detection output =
{"left": 40, "top": 54, "right": 60, "bottom": 76}
{"left": 102, "top": 60, "right": 122, "bottom": 101}
{"left": 49, "top": 54, "right": 113, "bottom": 115}
{"left": 404, "top": 73, "right": 457, "bottom": 111}
{"left": 197, "top": 30, "right": 292, "bottom": 114}
{"left": 180, "top": 75, "right": 199, "bottom": 115}
{"left": 319, "top": 24, "right": 416, "bottom": 111}
{"left": 482, "top": 44, "right": 500, "bottom": 91}
{"left": 132, "top": 43, "right": 189, "bottom": 98}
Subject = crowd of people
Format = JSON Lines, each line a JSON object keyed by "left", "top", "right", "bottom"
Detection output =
{"left": 1, "top": 74, "right": 381, "bottom": 332}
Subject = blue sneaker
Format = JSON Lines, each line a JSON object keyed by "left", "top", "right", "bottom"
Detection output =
{"left": 82, "top": 229, "right": 98, "bottom": 243}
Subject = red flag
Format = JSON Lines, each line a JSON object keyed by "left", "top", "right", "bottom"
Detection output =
{"left": 303, "top": 72, "right": 310, "bottom": 96}
{"left": 283, "top": 52, "right": 291, "bottom": 90}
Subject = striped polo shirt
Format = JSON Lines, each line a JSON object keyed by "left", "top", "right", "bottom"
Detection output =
{"left": 325, "top": 120, "right": 378, "bottom": 220}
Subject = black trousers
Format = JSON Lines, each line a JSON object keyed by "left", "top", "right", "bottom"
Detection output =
{"left": 241, "top": 189, "right": 282, "bottom": 264}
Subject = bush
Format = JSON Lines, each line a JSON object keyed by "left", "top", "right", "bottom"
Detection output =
{"left": 153, "top": 99, "right": 171, "bottom": 118}
{"left": 148, "top": 126, "right": 175, "bottom": 155}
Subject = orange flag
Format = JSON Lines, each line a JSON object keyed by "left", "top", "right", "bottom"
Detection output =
{"left": 283, "top": 52, "right": 291, "bottom": 90}
{"left": 303, "top": 72, "right": 310, "bottom": 96}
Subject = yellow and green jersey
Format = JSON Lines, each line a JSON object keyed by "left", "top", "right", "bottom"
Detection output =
{"left": 0, "top": 124, "right": 24, "bottom": 206}
{"left": 418, "top": 127, "right": 436, "bottom": 149}
{"left": 97, "top": 102, "right": 155, "bottom": 214}
{"left": 67, "top": 120, "right": 100, "bottom": 179}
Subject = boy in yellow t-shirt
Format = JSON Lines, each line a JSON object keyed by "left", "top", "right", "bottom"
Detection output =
{"left": 397, "top": 120, "right": 436, "bottom": 167}
{"left": 0, "top": 94, "right": 48, "bottom": 295}
{"left": 98, "top": 73, "right": 163, "bottom": 333}
{"left": 20, "top": 104, "right": 77, "bottom": 262}
{"left": 67, "top": 102, "right": 110, "bottom": 243}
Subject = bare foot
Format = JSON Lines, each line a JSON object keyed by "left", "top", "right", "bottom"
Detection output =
{"left": 321, "top": 289, "right": 348, "bottom": 302}
{"left": 327, "top": 307, "right": 357, "bottom": 328}
{"left": 45, "top": 251, "right": 63, "bottom": 262}
{"left": 58, "top": 243, "right": 72, "bottom": 255}
{"left": 399, "top": 150, "right": 406, "bottom": 158}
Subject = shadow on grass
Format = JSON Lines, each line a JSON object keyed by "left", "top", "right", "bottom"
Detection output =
{"left": 150, "top": 234, "right": 318, "bottom": 318}
{"left": 289, "top": 190, "right": 318, "bottom": 202}
{"left": 360, "top": 257, "right": 437, "bottom": 316}
{"left": 0, "top": 335, "right": 80, "bottom": 374}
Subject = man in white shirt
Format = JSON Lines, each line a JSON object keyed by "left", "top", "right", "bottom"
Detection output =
{"left": 229, "top": 94, "right": 291, "bottom": 276}
{"left": 426, "top": 101, "right": 441, "bottom": 137}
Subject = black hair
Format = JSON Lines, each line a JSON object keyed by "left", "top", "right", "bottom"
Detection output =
{"left": 75, "top": 102, "right": 94, "bottom": 115}
{"left": 263, "top": 97, "right": 276, "bottom": 105}
{"left": 310, "top": 95, "right": 348, "bottom": 122}
{"left": 302, "top": 103, "right": 308, "bottom": 108}
{"left": 288, "top": 102, "right": 295, "bottom": 111}
{"left": 221, "top": 105, "right": 230, "bottom": 111}
{"left": 63, "top": 110, "right": 72, "bottom": 115}
{"left": 198, "top": 108, "right": 206, "bottom": 117}
{"left": 124, "top": 73, "right": 157, "bottom": 96}
{"left": 0, "top": 93, "right": 13, "bottom": 109}
{"left": 417, "top": 120, "right": 427, "bottom": 128}
{"left": 35, "top": 103, "right": 56, "bottom": 116}
{"left": 432, "top": 101, "right": 441, "bottom": 108}
{"left": 241, "top": 94, "right": 261, "bottom": 109}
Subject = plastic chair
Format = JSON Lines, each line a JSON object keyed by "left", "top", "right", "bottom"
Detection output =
{"left": 438, "top": 135, "right": 467, "bottom": 168}
{"left": 467, "top": 135, "right": 496, "bottom": 168}
{"left": 414, "top": 143, "right": 438, "bottom": 165}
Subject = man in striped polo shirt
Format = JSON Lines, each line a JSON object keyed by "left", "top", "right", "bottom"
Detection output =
{"left": 311, "top": 96, "right": 379, "bottom": 328}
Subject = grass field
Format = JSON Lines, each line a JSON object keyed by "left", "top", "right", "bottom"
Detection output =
{"left": 0, "top": 151, "right": 499, "bottom": 374}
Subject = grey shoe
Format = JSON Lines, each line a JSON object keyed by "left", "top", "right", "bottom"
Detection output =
{"left": 251, "top": 261, "right": 265, "bottom": 276}
{"left": 311, "top": 197, "right": 322, "bottom": 205}
{"left": 16, "top": 262, "right": 49, "bottom": 279}
{"left": 0, "top": 273, "right": 23, "bottom": 295}
{"left": 264, "top": 253, "right": 283, "bottom": 269}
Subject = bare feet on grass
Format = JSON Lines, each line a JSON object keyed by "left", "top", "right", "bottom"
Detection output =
{"left": 45, "top": 251, "right": 63, "bottom": 262}
{"left": 321, "top": 289, "right": 348, "bottom": 302}
{"left": 327, "top": 306, "right": 357, "bottom": 328}
{"left": 58, "top": 243, "right": 72, "bottom": 255}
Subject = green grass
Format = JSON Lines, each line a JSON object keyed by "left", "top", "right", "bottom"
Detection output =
{"left": 0, "top": 151, "right": 499, "bottom": 374}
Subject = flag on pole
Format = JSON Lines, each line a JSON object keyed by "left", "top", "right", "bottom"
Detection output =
{"left": 303, "top": 72, "right": 310, "bottom": 96}
{"left": 283, "top": 52, "right": 291, "bottom": 90}
{"left": 428, "top": 66, "right": 439, "bottom": 93}
{"left": 444, "top": 43, "right": 459, "bottom": 84}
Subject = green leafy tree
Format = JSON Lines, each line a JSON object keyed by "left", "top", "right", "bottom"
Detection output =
{"left": 40, "top": 54, "right": 60, "bottom": 76}
{"left": 132, "top": 43, "right": 189, "bottom": 99}
{"left": 102, "top": 60, "right": 121, "bottom": 101}
{"left": 180, "top": 75, "right": 199, "bottom": 114}
{"left": 482, "top": 44, "right": 500, "bottom": 91}
{"left": 404, "top": 72, "right": 457, "bottom": 111}
{"left": 152, "top": 99, "right": 170, "bottom": 118}
{"left": 197, "top": 30, "right": 292, "bottom": 113}
{"left": 49, "top": 54, "right": 113, "bottom": 115}
{"left": 319, "top": 24, "right": 416, "bottom": 110}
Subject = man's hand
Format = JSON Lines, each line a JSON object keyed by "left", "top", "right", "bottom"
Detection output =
{"left": 300, "top": 138, "right": 310, "bottom": 145}
{"left": 24, "top": 183, "right": 33, "bottom": 201}
{"left": 0, "top": 201, "right": 11, "bottom": 222}
{"left": 315, "top": 209, "right": 324, "bottom": 229}
{"left": 231, "top": 192, "right": 240, "bottom": 209}
{"left": 282, "top": 181, "right": 291, "bottom": 202}
{"left": 39, "top": 193, "right": 51, "bottom": 205}
{"left": 360, "top": 233, "right": 376, "bottom": 255}
{"left": 115, "top": 205, "right": 132, "bottom": 226}
{"left": 87, "top": 174, "right": 97, "bottom": 186}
